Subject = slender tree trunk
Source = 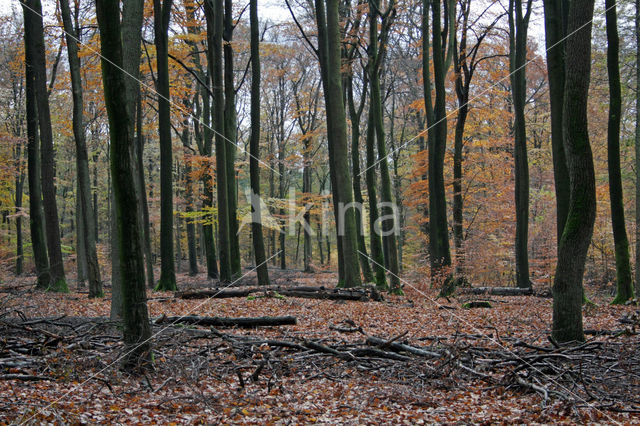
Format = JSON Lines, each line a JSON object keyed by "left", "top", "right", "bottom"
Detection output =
{"left": 109, "top": 192, "right": 121, "bottom": 320}
{"left": 23, "top": 0, "right": 67, "bottom": 291}
{"left": 606, "top": 0, "right": 634, "bottom": 304}
{"left": 135, "top": 100, "right": 155, "bottom": 288}
{"left": 369, "top": 0, "right": 401, "bottom": 294}
{"left": 76, "top": 187, "right": 87, "bottom": 285}
{"left": 224, "top": 0, "right": 241, "bottom": 277}
{"left": 60, "top": 0, "right": 102, "bottom": 297}
{"left": 347, "top": 76, "right": 373, "bottom": 282}
{"left": 14, "top": 151, "right": 24, "bottom": 275}
{"left": 552, "top": 0, "right": 595, "bottom": 343}
{"left": 154, "top": 0, "right": 177, "bottom": 291}
{"left": 21, "top": 5, "right": 49, "bottom": 288}
{"left": 366, "top": 111, "right": 387, "bottom": 288}
{"left": 207, "top": 0, "right": 232, "bottom": 282}
{"left": 508, "top": 0, "right": 532, "bottom": 289}
{"left": 249, "top": 0, "right": 270, "bottom": 285}
{"left": 426, "top": 0, "right": 453, "bottom": 277}
{"left": 635, "top": 0, "right": 640, "bottom": 298}
{"left": 96, "top": 0, "right": 152, "bottom": 369}
{"left": 183, "top": 127, "right": 199, "bottom": 276}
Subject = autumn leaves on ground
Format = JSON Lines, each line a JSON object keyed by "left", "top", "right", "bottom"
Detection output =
{"left": 1, "top": 270, "right": 638, "bottom": 424}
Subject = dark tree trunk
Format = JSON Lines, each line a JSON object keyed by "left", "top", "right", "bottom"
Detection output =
{"left": 249, "top": 0, "right": 270, "bottom": 286}
{"left": 224, "top": 0, "right": 241, "bottom": 277}
{"left": 60, "top": 0, "right": 102, "bottom": 298}
{"left": 135, "top": 99, "right": 155, "bottom": 289}
{"left": 346, "top": 75, "right": 374, "bottom": 282}
{"left": 181, "top": 122, "right": 199, "bottom": 277}
{"left": 206, "top": 0, "right": 232, "bottom": 282}
{"left": 154, "top": 0, "right": 177, "bottom": 291}
{"left": 21, "top": 2, "right": 49, "bottom": 288}
{"left": 425, "top": 0, "right": 453, "bottom": 277}
{"left": 635, "top": 0, "right": 640, "bottom": 298}
{"left": 23, "top": 0, "right": 67, "bottom": 291}
{"left": 606, "top": 0, "right": 634, "bottom": 304}
{"left": 96, "top": 0, "right": 152, "bottom": 370}
{"left": 551, "top": 0, "right": 596, "bottom": 344}
{"left": 14, "top": 144, "right": 24, "bottom": 275}
{"left": 508, "top": 0, "right": 532, "bottom": 289}
{"left": 366, "top": 111, "right": 387, "bottom": 288}
{"left": 369, "top": 0, "right": 401, "bottom": 294}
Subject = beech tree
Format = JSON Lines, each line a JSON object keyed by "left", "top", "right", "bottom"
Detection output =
{"left": 250, "top": 0, "right": 270, "bottom": 285}
{"left": 605, "top": 0, "right": 634, "bottom": 304}
{"left": 552, "top": 0, "right": 596, "bottom": 343}
{"left": 542, "top": 0, "right": 570, "bottom": 246}
{"left": 59, "top": 0, "right": 102, "bottom": 298}
{"left": 21, "top": 1, "right": 49, "bottom": 289}
{"left": 508, "top": 0, "right": 533, "bottom": 289}
{"left": 315, "top": 0, "right": 362, "bottom": 288}
{"left": 96, "top": 0, "right": 152, "bottom": 369}
{"left": 422, "top": 0, "right": 455, "bottom": 287}
{"left": 154, "top": 0, "right": 177, "bottom": 291}
{"left": 21, "top": 0, "right": 67, "bottom": 292}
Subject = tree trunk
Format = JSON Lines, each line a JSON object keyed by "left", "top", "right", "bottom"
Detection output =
{"left": 606, "top": 0, "right": 634, "bottom": 304}
{"left": 96, "top": 0, "right": 152, "bottom": 370}
{"left": 366, "top": 111, "right": 387, "bottom": 288}
{"left": 347, "top": 76, "right": 373, "bottom": 282}
{"left": 135, "top": 100, "right": 155, "bottom": 289}
{"left": 206, "top": 0, "right": 232, "bottom": 282}
{"left": 21, "top": 2, "right": 49, "bottom": 288}
{"left": 224, "top": 0, "right": 241, "bottom": 277}
{"left": 426, "top": 0, "right": 453, "bottom": 277}
{"left": 14, "top": 146, "right": 24, "bottom": 276}
{"left": 23, "top": 0, "right": 67, "bottom": 292}
{"left": 249, "top": 0, "right": 270, "bottom": 286}
{"left": 60, "top": 0, "right": 102, "bottom": 297}
{"left": 551, "top": 0, "right": 595, "bottom": 344}
{"left": 508, "top": 0, "right": 532, "bottom": 289}
{"left": 542, "top": 0, "right": 570, "bottom": 246}
{"left": 635, "top": 0, "right": 640, "bottom": 298}
{"left": 369, "top": 0, "right": 401, "bottom": 294}
{"left": 154, "top": 0, "right": 177, "bottom": 291}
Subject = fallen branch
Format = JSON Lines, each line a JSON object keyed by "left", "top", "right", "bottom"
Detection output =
{"left": 459, "top": 287, "right": 533, "bottom": 296}
{"left": 154, "top": 315, "right": 297, "bottom": 328}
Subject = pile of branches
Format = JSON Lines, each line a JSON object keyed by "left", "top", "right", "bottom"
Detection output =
{"left": 0, "top": 314, "right": 122, "bottom": 381}
{"left": 1, "top": 313, "right": 639, "bottom": 413}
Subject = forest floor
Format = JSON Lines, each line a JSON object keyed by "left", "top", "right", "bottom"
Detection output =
{"left": 0, "top": 268, "right": 639, "bottom": 424}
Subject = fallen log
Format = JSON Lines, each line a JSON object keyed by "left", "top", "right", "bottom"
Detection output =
{"left": 459, "top": 287, "right": 533, "bottom": 296}
{"left": 154, "top": 315, "right": 297, "bottom": 328}
{"left": 176, "top": 285, "right": 380, "bottom": 302}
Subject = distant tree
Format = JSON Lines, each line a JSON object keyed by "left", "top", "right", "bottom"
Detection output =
{"left": 250, "top": 0, "right": 270, "bottom": 285}
{"left": 552, "top": 0, "right": 596, "bottom": 343}
{"left": 368, "top": 0, "right": 402, "bottom": 294}
{"left": 205, "top": 0, "right": 232, "bottom": 282}
{"left": 21, "top": 0, "right": 67, "bottom": 292}
{"left": 154, "top": 0, "right": 177, "bottom": 291}
{"left": 508, "top": 0, "right": 533, "bottom": 289}
{"left": 606, "top": 0, "right": 634, "bottom": 304}
{"left": 20, "top": 1, "right": 49, "bottom": 289}
{"left": 59, "top": 0, "right": 102, "bottom": 298}
{"left": 636, "top": 0, "right": 640, "bottom": 298}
